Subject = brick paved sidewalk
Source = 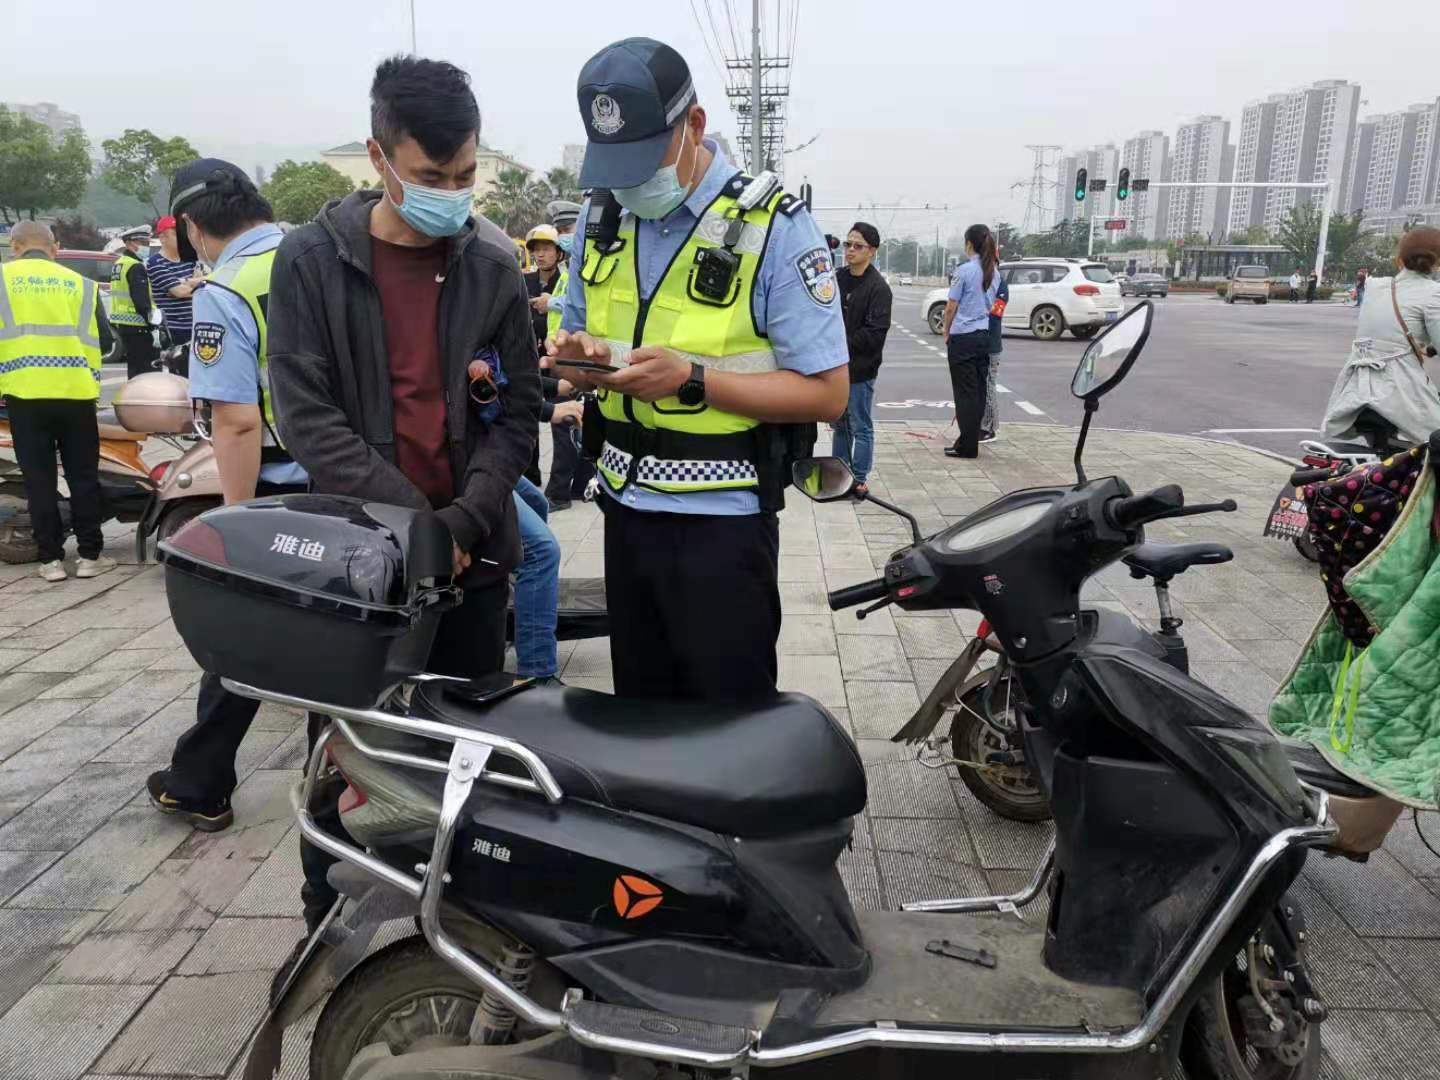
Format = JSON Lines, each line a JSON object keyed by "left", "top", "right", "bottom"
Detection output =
{"left": 0, "top": 422, "right": 1435, "bottom": 1079}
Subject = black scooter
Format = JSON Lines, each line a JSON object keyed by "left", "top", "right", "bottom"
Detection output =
{"left": 233, "top": 302, "right": 1340, "bottom": 1080}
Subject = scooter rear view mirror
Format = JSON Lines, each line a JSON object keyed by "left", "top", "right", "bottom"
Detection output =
{"left": 1071, "top": 300, "right": 1155, "bottom": 486}
{"left": 792, "top": 457, "right": 855, "bottom": 502}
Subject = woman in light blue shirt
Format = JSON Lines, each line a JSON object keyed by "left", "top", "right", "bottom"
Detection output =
{"left": 943, "top": 223, "right": 1001, "bottom": 458}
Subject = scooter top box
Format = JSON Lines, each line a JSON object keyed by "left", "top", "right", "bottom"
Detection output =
{"left": 157, "top": 494, "right": 458, "bottom": 708}
{"left": 113, "top": 372, "right": 194, "bottom": 434}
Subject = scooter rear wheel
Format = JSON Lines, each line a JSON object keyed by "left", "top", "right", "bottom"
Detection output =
{"left": 950, "top": 676, "right": 1052, "bottom": 822}
{"left": 311, "top": 935, "right": 575, "bottom": 1080}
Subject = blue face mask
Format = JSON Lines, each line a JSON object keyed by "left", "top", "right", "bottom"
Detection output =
{"left": 613, "top": 126, "right": 695, "bottom": 220}
{"left": 556, "top": 232, "right": 575, "bottom": 256}
{"left": 380, "top": 148, "right": 474, "bottom": 238}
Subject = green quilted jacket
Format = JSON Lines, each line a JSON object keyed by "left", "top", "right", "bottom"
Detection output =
{"left": 1269, "top": 462, "right": 1440, "bottom": 807}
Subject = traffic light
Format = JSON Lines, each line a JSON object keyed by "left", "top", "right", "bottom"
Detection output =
{"left": 1117, "top": 168, "right": 1131, "bottom": 201}
{"left": 1074, "top": 168, "right": 1088, "bottom": 202}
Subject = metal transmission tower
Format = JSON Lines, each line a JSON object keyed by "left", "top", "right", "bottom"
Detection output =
{"left": 1018, "top": 145, "right": 1062, "bottom": 236}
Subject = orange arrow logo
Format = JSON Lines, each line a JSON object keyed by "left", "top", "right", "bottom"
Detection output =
{"left": 613, "top": 875, "right": 663, "bottom": 919}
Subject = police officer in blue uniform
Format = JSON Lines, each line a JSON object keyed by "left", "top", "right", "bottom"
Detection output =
{"left": 147, "top": 159, "right": 307, "bottom": 833}
{"left": 550, "top": 37, "right": 849, "bottom": 701}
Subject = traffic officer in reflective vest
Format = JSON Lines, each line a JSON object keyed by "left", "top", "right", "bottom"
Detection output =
{"left": 0, "top": 221, "right": 114, "bottom": 582}
{"left": 111, "top": 224, "right": 156, "bottom": 378}
{"left": 552, "top": 37, "right": 848, "bottom": 701}
{"left": 148, "top": 158, "right": 307, "bottom": 832}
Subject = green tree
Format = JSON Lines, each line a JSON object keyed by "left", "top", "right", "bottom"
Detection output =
{"left": 1236, "top": 223, "right": 1271, "bottom": 245}
{"left": 0, "top": 107, "right": 92, "bottom": 223}
{"left": 1322, "top": 210, "right": 1371, "bottom": 281}
{"left": 51, "top": 213, "right": 105, "bottom": 250}
{"left": 544, "top": 167, "right": 581, "bottom": 203}
{"left": 481, "top": 167, "right": 544, "bottom": 235}
{"left": 261, "top": 160, "right": 354, "bottom": 224}
{"left": 100, "top": 129, "right": 200, "bottom": 216}
{"left": 995, "top": 221, "right": 1023, "bottom": 259}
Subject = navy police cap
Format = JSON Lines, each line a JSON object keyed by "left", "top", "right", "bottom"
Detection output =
{"left": 577, "top": 37, "right": 696, "bottom": 190}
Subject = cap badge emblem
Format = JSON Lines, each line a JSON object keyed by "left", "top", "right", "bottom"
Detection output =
{"left": 591, "top": 94, "right": 625, "bottom": 136}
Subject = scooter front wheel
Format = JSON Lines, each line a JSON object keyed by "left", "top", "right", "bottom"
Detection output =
{"left": 1181, "top": 919, "right": 1323, "bottom": 1080}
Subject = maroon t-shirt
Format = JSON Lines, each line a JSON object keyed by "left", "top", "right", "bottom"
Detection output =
{"left": 371, "top": 236, "right": 454, "bottom": 508}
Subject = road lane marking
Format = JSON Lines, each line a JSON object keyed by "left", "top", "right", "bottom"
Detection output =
{"left": 1203, "top": 427, "right": 1316, "bottom": 434}
{"left": 996, "top": 384, "right": 1011, "bottom": 394}
{"left": 1016, "top": 400, "right": 1045, "bottom": 416}
{"left": 101, "top": 375, "right": 128, "bottom": 386}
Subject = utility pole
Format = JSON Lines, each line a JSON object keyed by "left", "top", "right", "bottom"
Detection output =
{"left": 1314, "top": 180, "right": 1335, "bottom": 282}
{"left": 750, "top": 0, "right": 763, "bottom": 174}
{"left": 408, "top": 0, "right": 416, "bottom": 51}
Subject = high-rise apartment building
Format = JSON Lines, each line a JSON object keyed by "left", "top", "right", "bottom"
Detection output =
{"left": 3, "top": 101, "right": 81, "bottom": 138}
{"left": 1348, "top": 99, "right": 1440, "bottom": 214}
{"left": 1261, "top": 80, "right": 1362, "bottom": 230}
{"left": 1120, "top": 131, "right": 1169, "bottom": 240}
{"left": 1166, "top": 116, "right": 1232, "bottom": 240}
{"left": 1228, "top": 95, "right": 1284, "bottom": 235}
{"left": 1341, "top": 118, "right": 1378, "bottom": 213}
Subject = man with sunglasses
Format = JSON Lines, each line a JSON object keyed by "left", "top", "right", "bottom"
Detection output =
{"left": 832, "top": 222, "right": 891, "bottom": 494}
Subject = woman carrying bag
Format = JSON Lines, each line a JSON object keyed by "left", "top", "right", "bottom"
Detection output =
{"left": 1322, "top": 227, "right": 1440, "bottom": 447}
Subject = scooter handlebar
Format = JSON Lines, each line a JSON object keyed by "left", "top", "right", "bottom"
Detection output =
{"left": 1106, "top": 485, "right": 1185, "bottom": 530}
{"left": 828, "top": 578, "right": 890, "bottom": 611}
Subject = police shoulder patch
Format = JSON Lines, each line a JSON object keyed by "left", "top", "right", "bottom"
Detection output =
{"left": 794, "top": 246, "right": 836, "bottom": 307}
{"left": 775, "top": 195, "right": 803, "bottom": 216}
{"left": 193, "top": 322, "right": 226, "bottom": 366}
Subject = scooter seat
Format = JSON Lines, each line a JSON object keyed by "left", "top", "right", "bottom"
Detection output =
{"left": 1124, "top": 541, "right": 1233, "bottom": 582}
{"left": 411, "top": 683, "right": 867, "bottom": 838}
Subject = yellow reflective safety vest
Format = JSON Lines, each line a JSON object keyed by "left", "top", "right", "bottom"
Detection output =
{"left": 108, "top": 250, "right": 150, "bottom": 327}
{"left": 582, "top": 178, "right": 786, "bottom": 496}
{"left": 0, "top": 257, "right": 102, "bottom": 401}
{"left": 546, "top": 269, "right": 569, "bottom": 339}
{"left": 203, "top": 247, "right": 287, "bottom": 457}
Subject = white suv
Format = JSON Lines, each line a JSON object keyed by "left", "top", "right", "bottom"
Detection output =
{"left": 924, "top": 259, "right": 1125, "bottom": 341}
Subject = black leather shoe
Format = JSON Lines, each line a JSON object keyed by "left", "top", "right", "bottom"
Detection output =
{"left": 943, "top": 447, "right": 978, "bottom": 459}
{"left": 547, "top": 499, "right": 573, "bottom": 512}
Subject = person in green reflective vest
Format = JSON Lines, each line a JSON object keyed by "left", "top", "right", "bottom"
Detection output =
{"left": 148, "top": 158, "right": 306, "bottom": 837}
{"left": 550, "top": 38, "right": 849, "bottom": 701}
{"left": 0, "top": 221, "right": 115, "bottom": 582}
{"left": 110, "top": 225, "right": 157, "bottom": 378}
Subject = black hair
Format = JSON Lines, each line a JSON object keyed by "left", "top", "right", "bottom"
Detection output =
{"left": 849, "top": 221, "right": 880, "bottom": 249}
{"left": 964, "top": 223, "right": 998, "bottom": 290}
{"left": 182, "top": 171, "right": 273, "bottom": 237}
{"left": 371, "top": 55, "right": 480, "bottom": 162}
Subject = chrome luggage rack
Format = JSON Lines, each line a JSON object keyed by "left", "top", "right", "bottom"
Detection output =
{"left": 224, "top": 675, "right": 1339, "bottom": 1072}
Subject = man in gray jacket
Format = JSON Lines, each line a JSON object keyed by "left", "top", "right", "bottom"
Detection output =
{"left": 266, "top": 55, "right": 541, "bottom": 938}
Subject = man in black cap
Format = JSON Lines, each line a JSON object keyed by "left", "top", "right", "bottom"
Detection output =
{"left": 147, "top": 158, "right": 308, "bottom": 833}
{"left": 549, "top": 37, "right": 849, "bottom": 701}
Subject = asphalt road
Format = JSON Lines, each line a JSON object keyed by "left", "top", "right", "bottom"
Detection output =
{"left": 876, "top": 286, "right": 1360, "bottom": 458}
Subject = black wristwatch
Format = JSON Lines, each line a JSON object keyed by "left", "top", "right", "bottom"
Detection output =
{"left": 677, "top": 362, "right": 706, "bottom": 406}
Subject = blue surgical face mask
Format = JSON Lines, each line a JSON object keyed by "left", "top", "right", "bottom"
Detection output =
{"left": 379, "top": 148, "right": 474, "bottom": 238}
{"left": 556, "top": 232, "right": 575, "bottom": 256}
{"left": 613, "top": 126, "right": 695, "bottom": 220}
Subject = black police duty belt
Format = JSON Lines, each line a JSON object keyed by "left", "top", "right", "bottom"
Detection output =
{"left": 602, "top": 419, "right": 759, "bottom": 464}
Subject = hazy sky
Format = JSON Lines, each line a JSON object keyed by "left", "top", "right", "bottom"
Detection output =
{"left": 7, "top": 0, "right": 1440, "bottom": 242}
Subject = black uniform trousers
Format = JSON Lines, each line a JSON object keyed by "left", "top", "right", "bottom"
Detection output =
{"left": 5, "top": 396, "right": 104, "bottom": 563}
{"left": 544, "top": 423, "right": 595, "bottom": 504}
{"left": 164, "top": 580, "right": 509, "bottom": 930}
{"left": 602, "top": 496, "right": 780, "bottom": 701}
{"left": 947, "top": 329, "right": 992, "bottom": 458}
{"left": 117, "top": 327, "right": 157, "bottom": 379}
